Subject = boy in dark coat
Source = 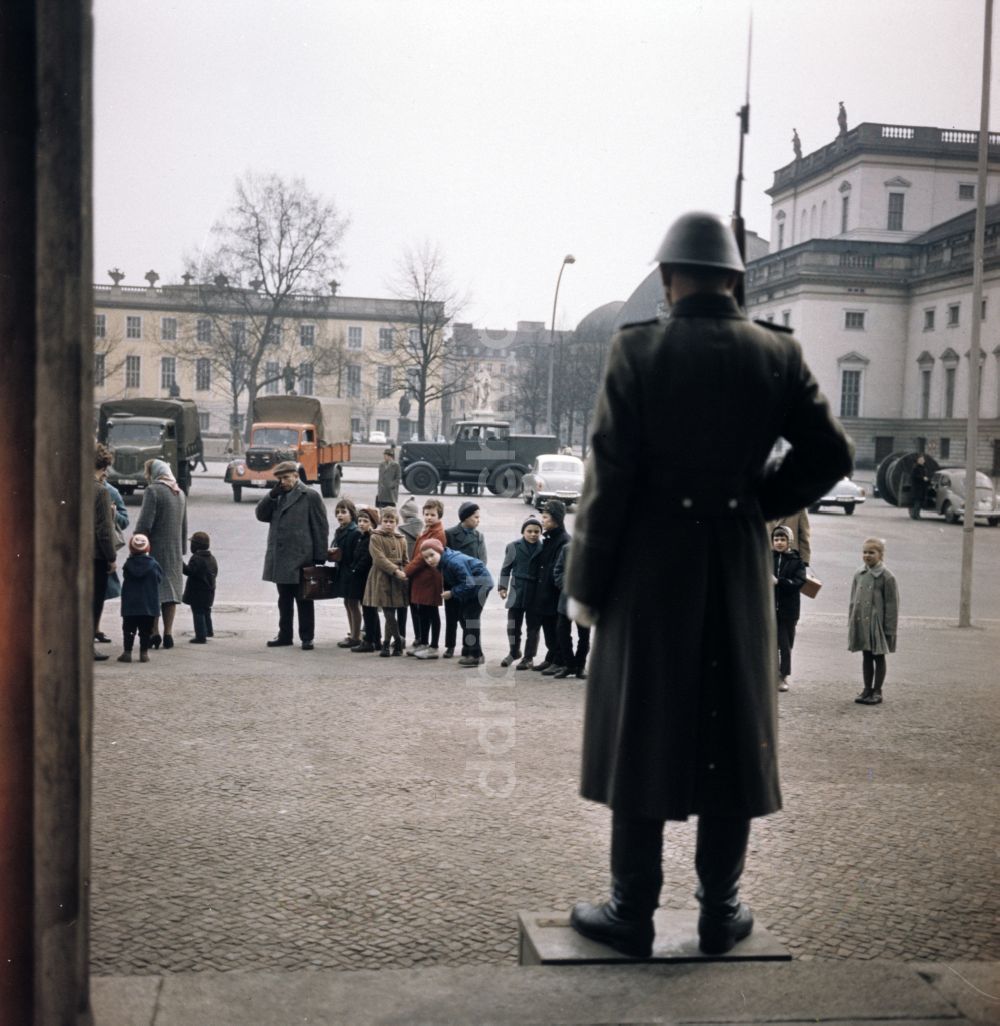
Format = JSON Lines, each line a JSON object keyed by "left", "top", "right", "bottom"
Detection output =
{"left": 443, "top": 501, "right": 488, "bottom": 658}
{"left": 118, "top": 533, "right": 163, "bottom": 663}
{"left": 552, "top": 540, "right": 589, "bottom": 679}
{"left": 498, "top": 516, "right": 543, "bottom": 668}
{"left": 182, "top": 531, "right": 218, "bottom": 644}
{"left": 331, "top": 498, "right": 362, "bottom": 647}
{"left": 529, "top": 499, "right": 570, "bottom": 673}
{"left": 419, "top": 539, "right": 493, "bottom": 666}
{"left": 771, "top": 525, "right": 806, "bottom": 691}
{"left": 349, "top": 506, "right": 382, "bottom": 653}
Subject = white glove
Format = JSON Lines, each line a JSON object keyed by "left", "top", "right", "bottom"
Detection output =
{"left": 567, "top": 597, "right": 597, "bottom": 628}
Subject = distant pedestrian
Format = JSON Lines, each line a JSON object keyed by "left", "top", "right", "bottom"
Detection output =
{"left": 909, "top": 455, "right": 930, "bottom": 519}
{"left": 848, "top": 537, "right": 899, "bottom": 706}
{"left": 498, "top": 516, "right": 543, "bottom": 668}
{"left": 402, "top": 498, "right": 447, "bottom": 658}
{"left": 255, "top": 460, "right": 329, "bottom": 651}
{"left": 418, "top": 539, "right": 493, "bottom": 666}
{"left": 364, "top": 506, "right": 408, "bottom": 657}
{"left": 92, "top": 447, "right": 118, "bottom": 662}
{"left": 443, "top": 501, "right": 487, "bottom": 658}
{"left": 376, "top": 448, "right": 401, "bottom": 508}
{"left": 117, "top": 533, "right": 162, "bottom": 663}
{"left": 330, "top": 498, "right": 362, "bottom": 648}
{"left": 182, "top": 531, "right": 218, "bottom": 644}
{"left": 134, "top": 458, "right": 186, "bottom": 651}
{"left": 771, "top": 526, "right": 806, "bottom": 692}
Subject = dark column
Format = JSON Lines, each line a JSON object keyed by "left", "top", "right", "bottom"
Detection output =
{"left": 0, "top": 2, "right": 94, "bottom": 1024}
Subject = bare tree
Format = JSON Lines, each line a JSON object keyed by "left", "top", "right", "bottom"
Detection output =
{"left": 386, "top": 242, "right": 467, "bottom": 439}
{"left": 178, "top": 171, "right": 349, "bottom": 433}
{"left": 508, "top": 340, "right": 549, "bottom": 433}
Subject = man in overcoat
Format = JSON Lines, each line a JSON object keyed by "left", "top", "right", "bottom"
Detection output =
{"left": 566, "top": 212, "right": 853, "bottom": 957}
{"left": 256, "top": 460, "right": 330, "bottom": 650}
{"left": 376, "top": 448, "right": 401, "bottom": 508}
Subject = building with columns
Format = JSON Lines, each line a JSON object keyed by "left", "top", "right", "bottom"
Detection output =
{"left": 747, "top": 121, "right": 1000, "bottom": 471}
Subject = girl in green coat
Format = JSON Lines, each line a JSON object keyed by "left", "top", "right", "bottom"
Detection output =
{"left": 848, "top": 537, "right": 899, "bottom": 705}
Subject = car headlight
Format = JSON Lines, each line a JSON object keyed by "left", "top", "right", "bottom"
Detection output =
{"left": 535, "top": 477, "right": 546, "bottom": 490}
{"left": 236, "top": 463, "right": 246, "bottom": 475}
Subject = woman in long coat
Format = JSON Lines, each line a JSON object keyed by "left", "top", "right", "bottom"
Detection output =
{"left": 134, "top": 458, "right": 186, "bottom": 648}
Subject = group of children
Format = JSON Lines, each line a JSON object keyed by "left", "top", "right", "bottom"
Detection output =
{"left": 323, "top": 495, "right": 586, "bottom": 676}
{"left": 771, "top": 525, "right": 899, "bottom": 705}
{"left": 115, "top": 530, "right": 218, "bottom": 662}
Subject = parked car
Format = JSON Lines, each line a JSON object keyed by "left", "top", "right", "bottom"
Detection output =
{"left": 808, "top": 477, "right": 866, "bottom": 515}
{"left": 929, "top": 468, "right": 1000, "bottom": 526}
{"left": 521, "top": 454, "right": 585, "bottom": 509}
{"left": 368, "top": 430, "right": 387, "bottom": 445}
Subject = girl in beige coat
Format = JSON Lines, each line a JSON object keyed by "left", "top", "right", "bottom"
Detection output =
{"left": 364, "top": 507, "right": 409, "bottom": 656}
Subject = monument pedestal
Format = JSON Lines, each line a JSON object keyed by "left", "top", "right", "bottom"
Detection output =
{"left": 518, "top": 909, "right": 791, "bottom": 965}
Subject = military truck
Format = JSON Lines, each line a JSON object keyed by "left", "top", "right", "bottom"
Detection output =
{"left": 98, "top": 398, "right": 203, "bottom": 495}
{"left": 225, "top": 395, "right": 352, "bottom": 502}
{"left": 399, "top": 421, "right": 557, "bottom": 496}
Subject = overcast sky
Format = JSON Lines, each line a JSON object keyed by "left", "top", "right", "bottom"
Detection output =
{"left": 94, "top": 0, "right": 997, "bottom": 330}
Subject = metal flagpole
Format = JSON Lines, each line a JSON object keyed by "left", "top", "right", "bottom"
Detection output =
{"left": 959, "top": 0, "right": 993, "bottom": 627}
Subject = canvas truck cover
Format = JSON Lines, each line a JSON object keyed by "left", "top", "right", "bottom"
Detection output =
{"left": 99, "top": 398, "right": 201, "bottom": 453}
{"left": 251, "top": 395, "right": 352, "bottom": 445}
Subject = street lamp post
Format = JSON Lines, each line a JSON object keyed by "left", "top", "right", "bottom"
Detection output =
{"left": 547, "top": 254, "right": 575, "bottom": 437}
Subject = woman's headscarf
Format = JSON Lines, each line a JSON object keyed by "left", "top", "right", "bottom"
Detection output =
{"left": 146, "top": 458, "right": 181, "bottom": 495}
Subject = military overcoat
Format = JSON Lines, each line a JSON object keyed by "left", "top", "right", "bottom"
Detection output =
{"left": 566, "top": 292, "right": 853, "bottom": 821}
{"left": 255, "top": 482, "right": 330, "bottom": 585}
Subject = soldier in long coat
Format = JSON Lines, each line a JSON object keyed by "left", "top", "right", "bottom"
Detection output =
{"left": 566, "top": 212, "right": 853, "bottom": 959}
{"left": 256, "top": 461, "right": 330, "bottom": 649}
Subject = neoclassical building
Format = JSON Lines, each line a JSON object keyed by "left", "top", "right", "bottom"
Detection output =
{"left": 92, "top": 275, "right": 447, "bottom": 443}
{"left": 748, "top": 121, "right": 1000, "bottom": 470}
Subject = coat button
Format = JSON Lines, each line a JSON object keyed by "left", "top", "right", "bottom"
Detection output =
{"left": 728, "top": 498, "right": 738, "bottom": 509}
{"left": 707, "top": 762, "right": 716, "bottom": 770}
{"left": 682, "top": 497, "right": 693, "bottom": 508}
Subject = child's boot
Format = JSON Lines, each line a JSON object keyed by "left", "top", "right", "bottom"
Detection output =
{"left": 117, "top": 651, "right": 132, "bottom": 663}
{"left": 854, "top": 687, "right": 873, "bottom": 704}
{"left": 139, "top": 649, "right": 149, "bottom": 663}
{"left": 379, "top": 642, "right": 392, "bottom": 658}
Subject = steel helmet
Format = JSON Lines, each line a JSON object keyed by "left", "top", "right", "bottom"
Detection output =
{"left": 654, "top": 211, "right": 745, "bottom": 273}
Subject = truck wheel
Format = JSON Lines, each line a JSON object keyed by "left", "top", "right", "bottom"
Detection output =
{"left": 843, "top": 503, "right": 855, "bottom": 516}
{"left": 489, "top": 466, "right": 523, "bottom": 497}
{"left": 319, "top": 466, "right": 341, "bottom": 498}
{"left": 232, "top": 484, "right": 243, "bottom": 503}
{"left": 404, "top": 464, "right": 440, "bottom": 495}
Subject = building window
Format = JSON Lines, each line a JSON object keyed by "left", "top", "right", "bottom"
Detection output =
{"left": 920, "top": 368, "right": 932, "bottom": 418}
{"left": 982, "top": 298, "right": 988, "bottom": 320}
{"left": 300, "top": 323, "right": 315, "bottom": 348}
{"left": 264, "top": 361, "right": 280, "bottom": 395}
{"left": 840, "top": 369, "right": 862, "bottom": 417}
{"left": 887, "top": 192, "right": 904, "bottom": 231}
{"left": 126, "top": 315, "right": 142, "bottom": 339}
{"left": 297, "top": 362, "right": 314, "bottom": 395}
{"left": 125, "top": 355, "right": 141, "bottom": 389}
{"left": 199, "top": 412, "right": 211, "bottom": 431}
{"left": 348, "top": 326, "right": 363, "bottom": 350}
{"left": 379, "top": 327, "right": 394, "bottom": 352}
{"left": 781, "top": 311, "right": 791, "bottom": 327}
{"left": 945, "top": 367, "right": 956, "bottom": 418}
{"left": 161, "top": 317, "right": 177, "bottom": 341}
{"left": 777, "top": 223, "right": 785, "bottom": 250}
{"left": 197, "top": 318, "right": 212, "bottom": 343}
{"left": 230, "top": 320, "right": 246, "bottom": 347}
{"left": 408, "top": 328, "right": 420, "bottom": 348}
{"left": 377, "top": 365, "right": 394, "bottom": 398}
{"left": 346, "top": 363, "right": 362, "bottom": 398}
{"left": 266, "top": 323, "right": 282, "bottom": 346}
{"left": 351, "top": 417, "right": 361, "bottom": 437}
{"left": 947, "top": 304, "right": 960, "bottom": 327}
{"left": 95, "top": 353, "right": 106, "bottom": 387}
{"left": 195, "top": 358, "right": 211, "bottom": 391}
{"left": 959, "top": 183, "right": 975, "bottom": 200}
{"left": 841, "top": 195, "right": 849, "bottom": 233}
{"left": 160, "top": 357, "right": 176, "bottom": 391}
{"left": 940, "top": 437, "right": 951, "bottom": 459}
{"left": 405, "top": 367, "right": 421, "bottom": 396}
{"left": 923, "top": 309, "right": 935, "bottom": 331}
{"left": 375, "top": 419, "right": 390, "bottom": 436}
{"left": 844, "top": 310, "right": 866, "bottom": 330}
{"left": 94, "top": 314, "right": 106, "bottom": 339}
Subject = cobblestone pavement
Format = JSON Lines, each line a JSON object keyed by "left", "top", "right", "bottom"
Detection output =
{"left": 91, "top": 597, "right": 999, "bottom": 975}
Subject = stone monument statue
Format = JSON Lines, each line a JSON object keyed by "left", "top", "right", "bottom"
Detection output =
{"left": 473, "top": 368, "right": 492, "bottom": 412}
{"left": 792, "top": 128, "right": 802, "bottom": 160}
{"left": 837, "top": 101, "right": 848, "bottom": 138}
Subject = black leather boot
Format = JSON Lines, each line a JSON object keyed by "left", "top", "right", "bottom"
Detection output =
{"left": 695, "top": 816, "right": 753, "bottom": 954}
{"left": 570, "top": 813, "right": 662, "bottom": 958}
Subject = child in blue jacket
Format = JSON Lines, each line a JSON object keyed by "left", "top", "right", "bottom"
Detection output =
{"left": 419, "top": 538, "right": 493, "bottom": 666}
{"left": 118, "top": 533, "right": 163, "bottom": 663}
